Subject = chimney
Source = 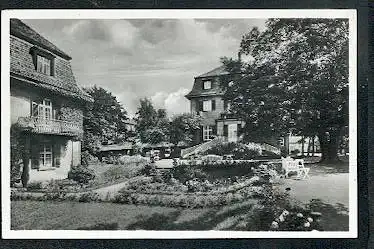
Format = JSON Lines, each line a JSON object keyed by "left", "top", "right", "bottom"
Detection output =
{"left": 238, "top": 51, "right": 242, "bottom": 62}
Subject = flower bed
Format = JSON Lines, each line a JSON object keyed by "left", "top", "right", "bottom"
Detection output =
{"left": 109, "top": 174, "right": 263, "bottom": 208}
{"left": 172, "top": 160, "right": 261, "bottom": 181}
{"left": 113, "top": 186, "right": 261, "bottom": 208}
{"left": 11, "top": 162, "right": 285, "bottom": 210}
{"left": 11, "top": 174, "right": 263, "bottom": 208}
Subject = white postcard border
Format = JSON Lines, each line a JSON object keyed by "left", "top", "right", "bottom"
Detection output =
{"left": 1, "top": 9, "right": 358, "bottom": 239}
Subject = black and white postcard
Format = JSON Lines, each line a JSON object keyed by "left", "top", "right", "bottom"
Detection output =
{"left": 1, "top": 9, "right": 357, "bottom": 239}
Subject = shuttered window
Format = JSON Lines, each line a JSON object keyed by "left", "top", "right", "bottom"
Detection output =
{"left": 203, "top": 100, "right": 212, "bottom": 112}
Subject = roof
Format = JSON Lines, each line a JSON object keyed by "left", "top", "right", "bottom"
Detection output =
{"left": 10, "top": 19, "right": 93, "bottom": 102}
{"left": 185, "top": 65, "right": 230, "bottom": 99}
{"left": 10, "top": 19, "right": 71, "bottom": 60}
{"left": 141, "top": 142, "right": 175, "bottom": 149}
{"left": 196, "top": 65, "right": 229, "bottom": 78}
{"left": 99, "top": 142, "right": 134, "bottom": 152}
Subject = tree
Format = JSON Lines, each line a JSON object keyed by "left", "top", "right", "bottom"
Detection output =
{"left": 170, "top": 113, "right": 202, "bottom": 146}
{"left": 134, "top": 98, "right": 170, "bottom": 144}
{"left": 83, "top": 86, "right": 129, "bottom": 155}
{"left": 221, "top": 19, "right": 349, "bottom": 163}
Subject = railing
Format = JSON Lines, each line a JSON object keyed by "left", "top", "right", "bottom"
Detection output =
{"left": 17, "top": 117, "right": 83, "bottom": 137}
{"left": 220, "top": 112, "right": 237, "bottom": 119}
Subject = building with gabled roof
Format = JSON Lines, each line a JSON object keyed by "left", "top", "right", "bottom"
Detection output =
{"left": 185, "top": 63, "right": 244, "bottom": 144}
{"left": 10, "top": 19, "right": 92, "bottom": 184}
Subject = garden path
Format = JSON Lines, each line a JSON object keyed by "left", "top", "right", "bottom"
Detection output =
{"left": 279, "top": 163, "right": 350, "bottom": 207}
{"left": 92, "top": 176, "right": 144, "bottom": 199}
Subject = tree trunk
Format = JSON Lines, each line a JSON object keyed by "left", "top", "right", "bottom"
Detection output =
{"left": 306, "top": 137, "right": 310, "bottom": 157}
{"left": 318, "top": 130, "right": 340, "bottom": 163}
{"left": 21, "top": 135, "right": 30, "bottom": 188}
{"left": 301, "top": 136, "right": 305, "bottom": 157}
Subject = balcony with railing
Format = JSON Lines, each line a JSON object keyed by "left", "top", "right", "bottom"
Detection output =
{"left": 17, "top": 116, "right": 83, "bottom": 137}
{"left": 219, "top": 111, "right": 239, "bottom": 120}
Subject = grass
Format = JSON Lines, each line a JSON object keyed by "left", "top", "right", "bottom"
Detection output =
{"left": 10, "top": 200, "right": 218, "bottom": 230}
{"left": 11, "top": 198, "right": 348, "bottom": 231}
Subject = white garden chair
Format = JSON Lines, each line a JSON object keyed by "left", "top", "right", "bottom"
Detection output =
{"left": 294, "top": 159, "right": 310, "bottom": 179}
{"left": 282, "top": 157, "right": 310, "bottom": 180}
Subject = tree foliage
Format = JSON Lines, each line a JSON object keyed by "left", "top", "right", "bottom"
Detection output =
{"left": 134, "top": 98, "right": 170, "bottom": 144}
{"left": 169, "top": 113, "right": 202, "bottom": 146}
{"left": 221, "top": 19, "right": 349, "bottom": 162}
{"left": 83, "top": 86, "right": 129, "bottom": 155}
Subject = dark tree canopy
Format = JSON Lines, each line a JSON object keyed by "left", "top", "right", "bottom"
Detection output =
{"left": 170, "top": 113, "right": 202, "bottom": 146}
{"left": 221, "top": 18, "right": 349, "bottom": 162}
{"left": 82, "top": 86, "right": 129, "bottom": 155}
{"left": 134, "top": 98, "right": 170, "bottom": 144}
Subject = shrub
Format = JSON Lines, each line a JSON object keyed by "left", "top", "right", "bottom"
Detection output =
{"left": 78, "top": 192, "right": 100, "bottom": 202}
{"left": 81, "top": 150, "right": 92, "bottom": 166}
{"left": 68, "top": 164, "right": 96, "bottom": 185}
{"left": 170, "top": 165, "right": 208, "bottom": 183}
{"left": 26, "top": 181, "right": 43, "bottom": 190}
{"left": 142, "top": 163, "right": 158, "bottom": 176}
{"left": 203, "top": 142, "right": 261, "bottom": 160}
{"left": 102, "top": 165, "right": 127, "bottom": 182}
{"left": 10, "top": 124, "right": 26, "bottom": 187}
{"left": 43, "top": 191, "right": 67, "bottom": 201}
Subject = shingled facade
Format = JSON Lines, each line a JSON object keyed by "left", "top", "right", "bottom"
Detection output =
{"left": 10, "top": 19, "right": 92, "bottom": 183}
{"left": 185, "top": 65, "right": 245, "bottom": 144}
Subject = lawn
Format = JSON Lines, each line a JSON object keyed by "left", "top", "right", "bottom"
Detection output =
{"left": 11, "top": 200, "right": 256, "bottom": 230}
{"left": 11, "top": 197, "right": 348, "bottom": 231}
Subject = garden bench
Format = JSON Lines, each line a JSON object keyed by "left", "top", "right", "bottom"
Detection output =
{"left": 281, "top": 157, "right": 310, "bottom": 180}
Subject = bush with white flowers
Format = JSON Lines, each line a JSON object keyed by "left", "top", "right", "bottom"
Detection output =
{"left": 269, "top": 209, "right": 322, "bottom": 231}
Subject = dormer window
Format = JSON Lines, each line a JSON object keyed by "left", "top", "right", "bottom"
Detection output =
{"left": 30, "top": 46, "right": 55, "bottom": 76}
{"left": 37, "top": 55, "right": 51, "bottom": 75}
{"left": 203, "top": 80, "right": 212, "bottom": 90}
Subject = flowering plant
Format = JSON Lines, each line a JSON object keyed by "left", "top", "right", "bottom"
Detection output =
{"left": 270, "top": 209, "right": 322, "bottom": 231}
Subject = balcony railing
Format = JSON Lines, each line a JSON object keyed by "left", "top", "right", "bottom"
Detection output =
{"left": 220, "top": 112, "right": 238, "bottom": 119}
{"left": 17, "top": 117, "right": 83, "bottom": 137}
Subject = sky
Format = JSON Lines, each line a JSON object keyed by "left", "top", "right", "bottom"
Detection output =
{"left": 23, "top": 19, "right": 266, "bottom": 117}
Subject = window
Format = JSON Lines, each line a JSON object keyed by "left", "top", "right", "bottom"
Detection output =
{"left": 203, "top": 126, "right": 214, "bottom": 141}
{"left": 37, "top": 55, "right": 51, "bottom": 75}
{"left": 39, "top": 144, "right": 53, "bottom": 168}
{"left": 32, "top": 99, "right": 53, "bottom": 120}
{"left": 203, "top": 80, "right": 212, "bottom": 90}
{"left": 203, "top": 100, "right": 212, "bottom": 112}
